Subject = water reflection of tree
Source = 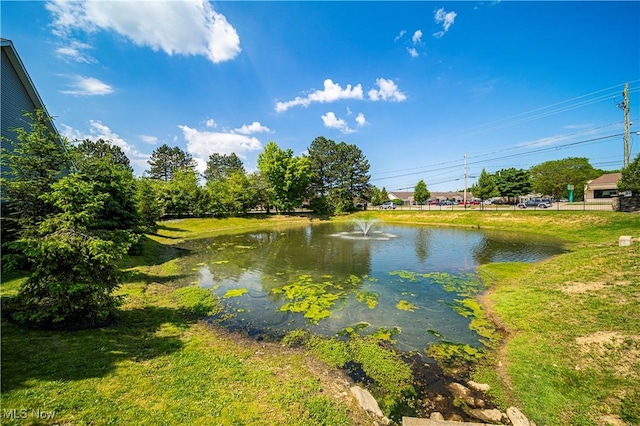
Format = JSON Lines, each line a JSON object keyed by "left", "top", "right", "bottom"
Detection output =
{"left": 190, "top": 225, "right": 372, "bottom": 292}
{"left": 471, "top": 230, "right": 564, "bottom": 265}
{"left": 413, "top": 227, "right": 432, "bottom": 263}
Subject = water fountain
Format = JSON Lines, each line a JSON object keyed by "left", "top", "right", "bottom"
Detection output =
{"left": 329, "top": 218, "right": 397, "bottom": 241}
{"left": 353, "top": 218, "right": 378, "bottom": 236}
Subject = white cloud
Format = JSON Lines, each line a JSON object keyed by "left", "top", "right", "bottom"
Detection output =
{"left": 277, "top": 78, "right": 406, "bottom": 112}
{"left": 233, "top": 121, "right": 271, "bottom": 135}
{"left": 205, "top": 118, "right": 216, "bottom": 128}
{"left": 60, "top": 75, "right": 114, "bottom": 96}
{"left": 46, "top": 0, "right": 241, "bottom": 64}
{"left": 276, "top": 79, "right": 364, "bottom": 112}
{"left": 55, "top": 39, "right": 95, "bottom": 63}
{"left": 321, "top": 112, "right": 355, "bottom": 134}
{"left": 139, "top": 134, "right": 158, "bottom": 144}
{"left": 367, "top": 78, "right": 407, "bottom": 102}
{"left": 394, "top": 30, "right": 407, "bottom": 42}
{"left": 412, "top": 30, "right": 423, "bottom": 45}
{"left": 407, "top": 47, "right": 419, "bottom": 58}
{"left": 321, "top": 112, "right": 367, "bottom": 133}
{"left": 178, "top": 125, "right": 263, "bottom": 173}
{"left": 60, "top": 120, "right": 150, "bottom": 173}
{"left": 433, "top": 7, "right": 457, "bottom": 38}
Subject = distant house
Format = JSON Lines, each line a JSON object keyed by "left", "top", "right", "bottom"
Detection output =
{"left": 1, "top": 38, "right": 63, "bottom": 160}
{"left": 584, "top": 173, "right": 622, "bottom": 202}
{"left": 388, "top": 190, "right": 475, "bottom": 205}
{"left": 430, "top": 191, "right": 472, "bottom": 203}
{"left": 388, "top": 191, "right": 414, "bottom": 205}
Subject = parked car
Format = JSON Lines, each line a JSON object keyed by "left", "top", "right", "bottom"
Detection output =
{"left": 380, "top": 201, "right": 396, "bottom": 210}
{"left": 517, "top": 199, "right": 552, "bottom": 209}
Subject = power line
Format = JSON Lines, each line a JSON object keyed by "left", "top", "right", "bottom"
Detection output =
{"left": 373, "top": 132, "right": 623, "bottom": 185}
{"left": 373, "top": 83, "right": 639, "bottom": 179}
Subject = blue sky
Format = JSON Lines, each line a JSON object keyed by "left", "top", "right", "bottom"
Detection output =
{"left": 2, "top": 1, "right": 639, "bottom": 191}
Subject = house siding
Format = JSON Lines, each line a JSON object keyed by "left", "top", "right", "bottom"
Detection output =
{"left": 1, "top": 48, "right": 38, "bottom": 154}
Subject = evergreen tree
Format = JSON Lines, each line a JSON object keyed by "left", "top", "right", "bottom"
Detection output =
{"left": 380, "top": 187, "right": 389, "bottom": 203}
{"left": 307, "top": 136, "right": 371, "bottom": 213}
{"left": 76, "top": 138, "right": 133, "bottom": 172}
{"left": 8, "top": 174, "right": 133, "bottom": 328}
{"left": 204, "top": 152, "right": 245, "bottom": 184}
{"left": 1, "top": 110, "right": 72, "bottom": 239}
{"left": 146, "top": 144, "right": 196, "bottom": 181}
{"left": 73, "top": 139, "right": 140, "bottom": 231}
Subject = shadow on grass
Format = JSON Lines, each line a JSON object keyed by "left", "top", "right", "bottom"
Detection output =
{"left": 1, "top": 304, "right": 202, "bottom": 394}
{"left": 120, "top": 235, "right": 192, "bottom": 270}
{"left": 120, "top": 269, "right": 192, "bottom": 285}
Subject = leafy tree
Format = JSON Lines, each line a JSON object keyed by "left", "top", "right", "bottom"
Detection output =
{"left": 414, "top": 180, "right": 431, "bottom": 208}
{"left": 470, "top": 169, "right": 498, "bottom": 209}
{"left": 370, "top": 187, "right": 384, "bottom": 206}
{"left": 530, "top": 157, "right": 599, "bottom": 200}
{"left": 1, "top": 110, "right": 71, "bottom": 240}
{"left": 493, "top": 168, "right": 531, "bottom": 203}
{"left": 7, "top": 173, "right": 134, "bottom": 329}
{"left": 146, "top": 144, "right": 196, "bottom": 181}
{"left": 257, "top": 142, "right": 312, "bottom": 212}
{"left": 249, "top": 172, "right": 275, "bottom": 213}
{"left": 161, "top": 169, "right": 202, "bottom": 216}
{"left": 205, "top": 171, "right": 257, "bottom": 216}
{"left": 135, "top": 177, "right": 163, "bottom": 229}
{"left": 204, "top": 152, "right": 245, "bottom": 184}
{"left": 618, "top": 153, "right": 640, "bottom": 193}
{"left": 73, "top": 139, "right": 140, "bottom": 231}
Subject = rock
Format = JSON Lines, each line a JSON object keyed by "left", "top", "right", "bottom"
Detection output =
{"left": 507, "top": 406, "right": 530, "bottom": 426}
{"left": 429, "top": 412, "right": 445, "bottom": 420}
{"left": 350, "top": 386, "right": 383, "bottom": 417}
{"left": 446, "top": 382, "right": 475, "bottom": 406}
{"left": 468, "top": 380, "right": 491, "bottom": 392}
{"left": 474, "top": 398, "right": 486, "bottom": 408}
{"left": 468, "top": 408, "right": 503, "bottom": 423}
{"left": 445, "top": 413, "right": 465, "bottom": 422}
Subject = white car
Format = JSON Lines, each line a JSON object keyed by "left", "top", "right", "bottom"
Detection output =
{"left": 380, "top": 201, "right": 396, "bottom": 209}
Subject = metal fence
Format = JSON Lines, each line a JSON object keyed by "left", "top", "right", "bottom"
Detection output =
{"left": 385, "top": 200, "right": 615, "bottom": 212}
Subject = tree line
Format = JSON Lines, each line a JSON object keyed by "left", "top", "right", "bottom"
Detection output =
{"left": 469, "top": 158, "right": 627, "bottom": 205}
{"left": 2, "top": 111, "right": 638, "bottom": 329}
{"left": 0, "top": 113, "right": 372, "bottom": 328}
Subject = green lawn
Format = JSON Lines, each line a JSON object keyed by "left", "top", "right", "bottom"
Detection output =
{"left": 358, "top": 210, "right": 640, "bottom": 425}
{"left": 1, "top": 215, "right": 372, "bottom": 426}
{"left": 2, "top": 211, "right": 638, "bottom": 425}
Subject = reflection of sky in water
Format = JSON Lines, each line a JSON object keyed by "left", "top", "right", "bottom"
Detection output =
{"left": 185, "top": 223, "right": 565, "bottom": 354}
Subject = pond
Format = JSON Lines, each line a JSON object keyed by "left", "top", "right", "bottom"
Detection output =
{"left": 178, "top": 221, "right": 565, "bottom": 355}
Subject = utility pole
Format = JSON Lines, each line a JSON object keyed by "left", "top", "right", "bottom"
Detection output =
{"left": 463, "top": 153, "right": 468, "bottom": 207}
{"left": 618, "top": 83, "right": 630, "bottom": 168}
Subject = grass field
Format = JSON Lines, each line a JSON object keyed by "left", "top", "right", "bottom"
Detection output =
{"left": 2, "top": 211, "right": 639, "bottom": 425}
{"left": 357, "top": 210, "right": 640, "bottom": 425}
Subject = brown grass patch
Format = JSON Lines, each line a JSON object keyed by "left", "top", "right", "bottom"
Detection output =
{"left": 575, "top": 332, "right": 640, "bottom": 378}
